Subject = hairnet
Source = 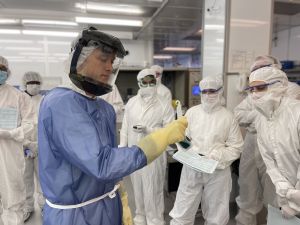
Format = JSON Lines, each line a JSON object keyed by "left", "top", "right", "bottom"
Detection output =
{"left": 0, "top": 56, "right": 11, "bottom": 76}
{"left": 250, "top": 55, "right": 282, "bottom": 72}
{"left": 150, "top": 65, "right": 163, "bottom": 76}
{"left": 22, "top": 71, "right": 42, "bottom": 86}
{"left": 137, "top": 68, "right": 156, "bottom": 81}
{"left": 249, "top": 67, "right": 288, "bottom": 87}
{"left": 199, "top": 75, "right": 223, "bottom": 90}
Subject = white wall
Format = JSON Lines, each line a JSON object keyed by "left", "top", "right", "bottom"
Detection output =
{"left": 226, "top": 0, "right": 272, "bottom": 111}
{"left": 202, "top": 0, "right": 226, "bottom": 78}
{"left": 1, "top": 34, "right": 153, "bottom": 88}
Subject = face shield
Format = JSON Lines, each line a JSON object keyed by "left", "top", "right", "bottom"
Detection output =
{"left": 69, "top": 27, "right": 127, "bottom": 96}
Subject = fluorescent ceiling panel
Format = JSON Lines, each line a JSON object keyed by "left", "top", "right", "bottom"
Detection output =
{"left": 0, "top": 19, "right": 20, "bottom": 24}
{"left": 204, "top": 24, "right": 224, "bottom": 30}
{"left": 163, "top": 47, "right": 195, "bottom": 52}
{"left": 153, "top": 55, "right": 172, "bottom": 59}
{"left": 76, "top": 17, "right": 143, "bottom": 27}
{"left": 22, "top": 19, "right": 78, "bottom": 26}
{"left": 75, "top": 2, "right": 144, "bottom": 15}
{"left": 0, "top": 29, "right": 21, "bottom": 34}
{"left": 5, "top": 47, "right": 43, "bottom": 51}
{"left": 22, "top": 30, "right": 78, "bottom": 37}
{"left": 0, "top": 39, "right": 34, "bottom": 44}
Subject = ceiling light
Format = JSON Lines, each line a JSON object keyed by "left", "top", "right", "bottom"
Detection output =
{"left": 22, "top": 30, "right": 78, "bottom": 37}
{"left": 22, "top": 19, "right": 78, "bottom": 26}
{"left": 5, "top": 47, "right": 43, "bottom": 51}
{"left": 204, "top": 25, "right": 224, "bottom": 30}
{"left": 76, "top": 17, "right": 143, "bottom": 27}
{"left": 0, "top": 29, "right": 21, "bottom": 34}
{"left": 19, "top": 52, "right": 46, "bottom": 56}
{"left": 153, "top": 55, "right": 173, "bottom": 59}
{"left": 0, "top": 39, "right": 34, "bottom": 44}
{"left": 0, "top": 19, "right": 20, "bottom": 24}
{"left": 163, "top": 47, "right": 195, "bottom": 52}
{"left": 8, "top": 59, "right": 34, "bottom": 62}
{"left": 76, "top": 2, "right": 144, "bottom": 15}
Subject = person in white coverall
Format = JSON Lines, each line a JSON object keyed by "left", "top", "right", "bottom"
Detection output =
{"left": 150, "top": 65, "right": 172, "bottom": 102}
{"left": 100, "top": 84, "right": 124, "bottom": 122}
{"left": 0, "top": 56, "right": 35, "bottom": 225}
{"left": 22, "top": 71, "right": 45, "bottom": 221}
{"left": 235, "top": 55, "right": 300, "bottom": 225}
{"left": 120, "top": 68, "right": 174, "bottom": 225}
{"left": 248, "top": 66, "right": 300, "bottom": 219}
{"left": 169, "top": 75, "right": 244, "bottom": 225}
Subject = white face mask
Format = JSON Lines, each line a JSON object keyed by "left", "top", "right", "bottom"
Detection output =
{"left": 252, "top": 91, "right": 281, "bottom": 118}
{"left": 27, "top": 84, "right": 41, "bottom": 96}
{"left": 201, "top": 93, "right": 221, "bottom": 113}
{"left": 251, "top": 91, "right": 266, "bottom": 100}
{"left": 139, "top": 86, "right": 157, "bottom": 102}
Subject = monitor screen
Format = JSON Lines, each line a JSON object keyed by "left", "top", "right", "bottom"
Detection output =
{"left": 192, "top": 85, "right": 200, "bottom": 96}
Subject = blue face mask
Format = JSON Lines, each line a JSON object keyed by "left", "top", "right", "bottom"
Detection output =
{"left": 0, "top": 70, "right": 8, "bottom": 85}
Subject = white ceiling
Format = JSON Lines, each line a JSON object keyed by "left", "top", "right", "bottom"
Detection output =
{"left": 0, "top": 0, "right": 299, "bottom": 55}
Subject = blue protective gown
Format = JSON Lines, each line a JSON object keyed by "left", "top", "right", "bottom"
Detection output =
{"left": 38, "top": 87, "right": 147, "bottom": 225}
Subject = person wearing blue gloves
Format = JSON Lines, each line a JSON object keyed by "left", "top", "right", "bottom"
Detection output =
{"left": 0, "top": 56, "right": 35, "bottom": 225}
{"left": 38, "top": 27, "right": 187, "bottom": 225}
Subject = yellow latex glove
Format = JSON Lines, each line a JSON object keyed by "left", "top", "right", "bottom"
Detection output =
{"left": 138, "top": 117, "right": 188, "bottom": 164}
{"left": 118, "top": 181, "right": 133, "bottom": 225}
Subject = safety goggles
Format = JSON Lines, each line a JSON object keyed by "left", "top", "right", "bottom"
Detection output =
{"left": 138, "top": 75, "right": 157, "bottom": 87}
{"left": 26, "top": 81, "right": 41, "bottom": 85}
{"left": 245, "top": 80, "right": 280, "bottom": 93}
{"left": 201, "top": 87, "right": 222, "bottom": 94}
{"left": 0, "top": 65, "right": 8, "bottom": 72}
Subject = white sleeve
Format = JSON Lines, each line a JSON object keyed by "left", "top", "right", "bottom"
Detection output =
{"left": 209, "top": 117, "right": 244, "bottom": 169}
{"left": 9, "top": 93, "right": 35, "bottom": 143}
{"left": 234, "top": 95, "right": 257, "bottom": 128}
{"left": 119, "top": 106, "right": 129, "bottom": 147}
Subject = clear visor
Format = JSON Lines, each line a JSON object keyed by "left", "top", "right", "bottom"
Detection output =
{"left": 76, "top": 42, "right": 123, "bottom": 87}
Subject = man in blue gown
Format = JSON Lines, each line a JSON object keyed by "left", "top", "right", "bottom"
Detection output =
{"left": 38, "top": 27, "right": 187, "bottom": 225}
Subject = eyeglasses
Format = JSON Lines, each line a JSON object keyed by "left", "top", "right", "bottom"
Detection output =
{"left": 201, "top": 87, "right": 222, "bottom": 94}
{"left": 27, "top": 81, "right": 41, "bottom": 85}
{"left": 245, "top": 80, "right": 279, "bottom": 93}
{"left": 139, "top": 75, "right": 157, "bottom": 87}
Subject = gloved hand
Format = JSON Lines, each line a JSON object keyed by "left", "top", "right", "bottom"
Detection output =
{"left": 287, "top": 189, "right": 300, "bottom": 206}
{"left": 118, "top": 181, "right": 133, "bottom": 225}
{"left": 24, "top": 149, "right": 35, "bottom": 158}
{"left": 281, "top": 205, "right": 298, "bottom": 219}
{"left": 0, "top": 129, "right": 12, "bottom": 139}
{"left": 138, "top": 117, "right": 187, "bottom": 164}
{"left": 208, "top": 149, "right": 222, "bottom": 161}
{"left": 132, "top": 125, "right": 147, "bottom": 133}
